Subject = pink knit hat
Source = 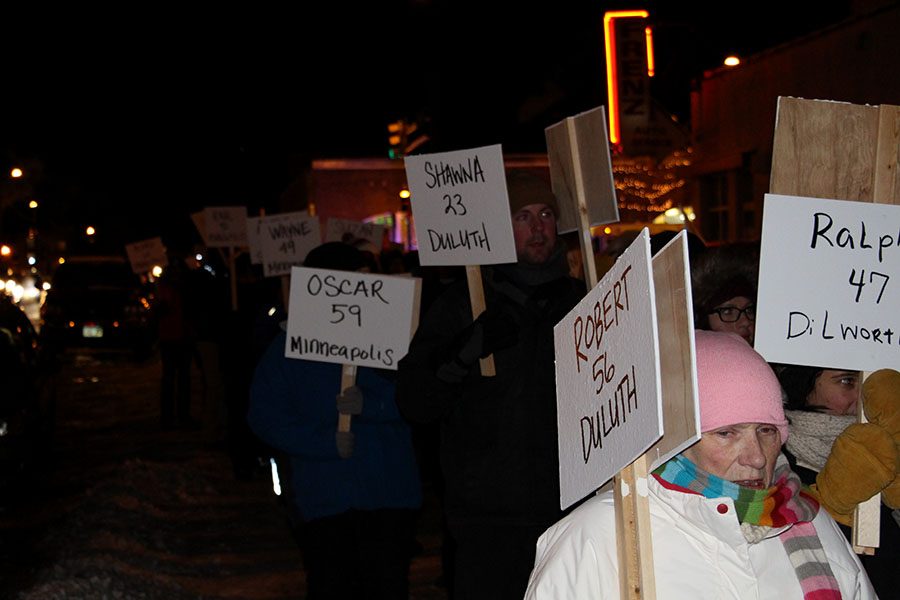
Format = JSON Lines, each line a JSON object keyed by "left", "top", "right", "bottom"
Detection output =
{"left": 694, "top": 330, "right": 789, "bottom": 442}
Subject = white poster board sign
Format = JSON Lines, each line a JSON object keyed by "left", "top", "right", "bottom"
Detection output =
{"left": 203, "top": 206, "right": 248, "bottom": 247}
{"left": 246, "top": 216, "right": 264, "bottom": 264}
{"left": 125, "top": 237, "right": 167, "bottom": 275}
{"left": 285, "top": 267, "right": 419, "bottom": 370}
{"left": 258, "top": 212, "right": 320, "bottom": 277}
{"left": 756, "top": 194, "right": 900, "bottom": 371}
{"left": 554, "top": 229, "right": 663, "bottom": 509}
{"left": 326, "top": 218, "right": 387, "bottom": 250}
{"left": 403, "top": 144, "right": 517, "bottom": 266}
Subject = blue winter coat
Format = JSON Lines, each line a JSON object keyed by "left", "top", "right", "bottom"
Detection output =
{"left": 248, "top": 331, "right": 422, "bottom": 521}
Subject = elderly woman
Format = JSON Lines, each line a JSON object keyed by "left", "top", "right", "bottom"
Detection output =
{"left": 525, "top": 331, "right": 876, "bottom": 599}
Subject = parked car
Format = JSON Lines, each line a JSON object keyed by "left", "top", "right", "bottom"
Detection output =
{"left": 39, "top": 256, "right": 157, "bottom": 358}
{"left": 0, "top": 294, "right": 50, "bottom": 504}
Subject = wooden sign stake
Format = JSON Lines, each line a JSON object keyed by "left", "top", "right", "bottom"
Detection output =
{"left": 465, "top": 265, "right": 495, "bottom": 377}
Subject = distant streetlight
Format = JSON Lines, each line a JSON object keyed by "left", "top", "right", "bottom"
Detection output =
{"left": 86, "top": 226, "right": 96, "bottom": 236}
{"left": 724, "top": 55, "right": 741, "bottom": 67}
{"left": 10, "top": 167, "right": 23, "bottom": 179}
{"left": 28, "top": 199, "right": 38, "bottom": 209}
{"left": 0, "top": 244, "right": 11, "bottom": 257}
{"left": 399, "top": 189, "right": 410, "bottom": 199}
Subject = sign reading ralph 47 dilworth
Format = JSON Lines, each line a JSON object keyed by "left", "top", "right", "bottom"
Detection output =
{"left": 756, "top": 193, "right": 900, "bottom": 371}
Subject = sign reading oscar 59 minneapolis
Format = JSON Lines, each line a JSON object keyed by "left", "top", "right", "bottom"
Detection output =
{"left": 403, "top": 144, "right": 517, "bottom": 266}
{"left": 285, "top": 267, "right": 419, "bottom": 370}
{"left": 756, "top": 194, "right": 900, "bottom": 371}
{"left": 554, "top": 230, "right": 663, "bottom": 509}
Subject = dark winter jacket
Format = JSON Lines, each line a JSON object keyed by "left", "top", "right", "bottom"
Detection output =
{"left": 396, "top": 250, "right": 584, "bottom": 527}
{"left": 248, "top": 331, "right": 422, "bottom": 522}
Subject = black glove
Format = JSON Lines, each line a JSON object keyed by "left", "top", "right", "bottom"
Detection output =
{"left": 336, "top": 386, "right": 363, "bottom": 415}
{"left": 436, "top": 307, "right": 518, "bottom": 383}
{"left": 336, "top": 431, "right": 354, "bottom": 459}
{"left": 476, "top": 306, "right": 519, "bottom": 358}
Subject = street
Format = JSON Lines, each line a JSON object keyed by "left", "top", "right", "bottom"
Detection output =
{"left": 0, "top": 347, "right": 448, "bottom": 599}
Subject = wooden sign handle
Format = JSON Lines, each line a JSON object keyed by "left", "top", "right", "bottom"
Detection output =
{"left": 614, "top": 454, "right": 656, "bottom": 600}
{"left": 465, "top": 265, "right": 495, "bottom": 377}
{"left": 337, "top": 364, "right": 358, "bottom": 433}
{"left": 852, "top": 371, "right": 880, "bottom": 554}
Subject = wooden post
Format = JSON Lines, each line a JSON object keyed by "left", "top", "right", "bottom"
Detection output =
{"left": 337, "top": 364, "right": 358, "bottom": 433}
{"left": 548, "top": 106, "right": 654, "bottom": 599}
{"left": 573, "top": 158, "right": 654, "bottom": 600}
{"left": 770, "top": 98, "right": 900, "bottom": 554}
{"left": 465, "top": 265, "right": 495, "bottom": 377}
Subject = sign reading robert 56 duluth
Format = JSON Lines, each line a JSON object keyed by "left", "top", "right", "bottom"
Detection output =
{"left": 755, "top": 194, "right": 900, "bottom": 371}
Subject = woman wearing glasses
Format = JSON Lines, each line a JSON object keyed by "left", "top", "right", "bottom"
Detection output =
{"left": 691, "top": 243, "right": 759, "bottom": 345}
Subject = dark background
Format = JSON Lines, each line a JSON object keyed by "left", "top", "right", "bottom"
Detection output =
{"left": 0, "top": 1, "right": 855, "bottom": 251}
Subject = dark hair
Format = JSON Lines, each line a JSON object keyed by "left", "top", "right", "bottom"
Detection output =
{"left": 773, "top": 364, "right": 824, "bottom": 411}
{"left": 303, "top": 242, "right": 365, "bottom": 272}
{"left": 691, "top": 243, "right": 759, "bottom": 329}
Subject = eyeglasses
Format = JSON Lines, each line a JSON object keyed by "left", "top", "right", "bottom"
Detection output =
{"left": 709, "top": 305, "right": 756, "bottom": 323}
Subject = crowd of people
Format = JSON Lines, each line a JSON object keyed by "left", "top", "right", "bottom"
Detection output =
{"left": 152, "top": 169, "right": 896, "bottom": 599}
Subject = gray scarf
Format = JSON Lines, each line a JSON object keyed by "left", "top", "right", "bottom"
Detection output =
{"left": 784, "top": 409, "right": 856, "bottom": 473}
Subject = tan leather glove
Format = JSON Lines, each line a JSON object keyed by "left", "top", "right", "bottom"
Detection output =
{"left": 813, "top": 423, "right": 897, "bottom": 525}
{"left": 862, "top": 368, "right": 900, "bottom": 441}
{"left": 862, "top": 368, "right": 900, "bottom": 509}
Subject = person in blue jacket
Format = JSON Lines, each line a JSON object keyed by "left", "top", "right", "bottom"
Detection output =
{"left": 247, "top": 241, "right": 422, "bottom": 600}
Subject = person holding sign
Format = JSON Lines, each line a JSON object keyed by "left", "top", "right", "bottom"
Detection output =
{"left": 247, "top": 242, "right": 422, "bottom": 600}
{"left": 777, "top": 364, "right": 900, "bottom": 596}
{"left": 525, "top": 331, "right": 875, "bottom": 599}
{"left": 396, "top": 170, "right": 585, "bottom": 600}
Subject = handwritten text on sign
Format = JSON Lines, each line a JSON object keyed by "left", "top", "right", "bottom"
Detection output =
{"left": 125, "top": 237, "right": 167, "bottom": 275}
{"left": 554, "top": 229, "right": 662, "bottom": 509}
{"left": 756, "top": 194, "right": 900, "bottom": 371}
{"left": 403, "top": 144, "right": 516, "bottom": 266}
{"left": 259, "top": 212, "right": 321, "bottom": 277}
{"left": 285, "top": 267, "right": 418, "bottom": 370}
{"left": 203, "top": 206, "right": 248, "bottom": 247}
{"left": 325, "top": 218, "right": 387, "bottom": 249}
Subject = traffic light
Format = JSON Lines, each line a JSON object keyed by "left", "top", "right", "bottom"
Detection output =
{"left": 387, "top": 118, "right": 430, "bottom": 159}
{"left": 387, "top": 119, "right": 407, "bottom": 160}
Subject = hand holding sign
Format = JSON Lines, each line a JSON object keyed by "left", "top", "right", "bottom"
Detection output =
{"left": 404, "top": 144, "right": 518, "bottom": 377}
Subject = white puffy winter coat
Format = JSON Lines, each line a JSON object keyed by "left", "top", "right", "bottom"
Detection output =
{"left": 525, "top": 476, "right": 877, "bottom": 599}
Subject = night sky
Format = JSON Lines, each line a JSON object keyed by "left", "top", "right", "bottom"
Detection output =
{"left": 0, "top": 1, "right": 853, "bottom": 254}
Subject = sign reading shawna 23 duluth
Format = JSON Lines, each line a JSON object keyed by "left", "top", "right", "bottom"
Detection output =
{"left": 403, "top": 144, "right": 517, "bottom": 266}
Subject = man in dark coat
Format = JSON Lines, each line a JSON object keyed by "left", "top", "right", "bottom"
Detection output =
{"left": 396, "top": 170, "right": 585, "bottom": 600}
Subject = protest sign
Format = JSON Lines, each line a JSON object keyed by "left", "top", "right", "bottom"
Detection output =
{"left": 756, "top": 194, "right": 900, "bottom": 371}
{"left": 545, "top": 105, "right": 619, "bottom": 235}
{"left": 258, "top": 211, "right": 321, "bottom": 277}
{"left": 203, "top": 206, "right": 248, "bottom": 247}
{"left": 284, "top": 267, "right": 420, "bottom": 370}
{"left": 403, "top": 144, "right": 516, "bottom": 266}
{"left": 325, "top": 217, "right": 387, "bottom": 250}
{"left": 766, "top": 96, "right": 900, "bottom": 553}
{"left": 644, "top": 231, "right": 700, "bottom": 470}
{"left": 554, "top": 228, "right": 662, "bottom": 510}
{"left": 125, "top": 237, "right": 167, "bottom": 275}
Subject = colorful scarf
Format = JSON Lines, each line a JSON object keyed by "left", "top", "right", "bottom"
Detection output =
{"left": 654, "top": 454, "right": 842, "bottom": 599}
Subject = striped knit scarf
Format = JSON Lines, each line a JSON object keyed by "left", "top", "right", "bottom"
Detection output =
{"left": 654, "top": 454, "right": 842, "bottom": 599}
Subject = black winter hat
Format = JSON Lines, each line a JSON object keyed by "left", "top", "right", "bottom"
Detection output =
{"left": 303, "top": 242, "right": 365, "bottom": 272}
